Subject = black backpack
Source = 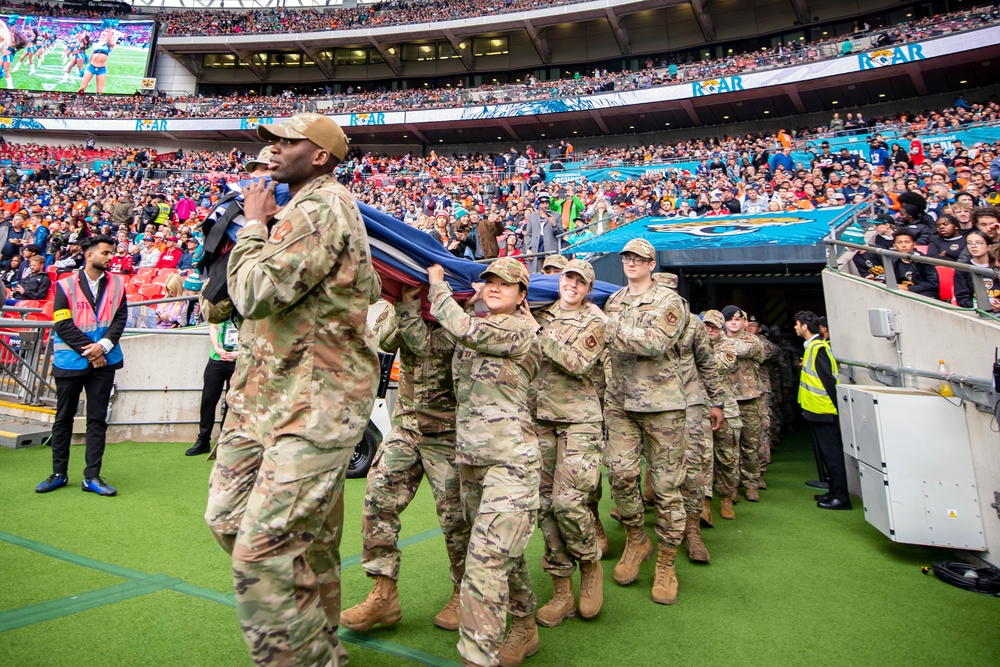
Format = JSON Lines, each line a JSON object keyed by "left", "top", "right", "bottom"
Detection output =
{"left": 196, "top": 190, "right": 245, "bottom": 318}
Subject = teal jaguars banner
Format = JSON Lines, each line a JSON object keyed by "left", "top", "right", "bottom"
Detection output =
{"left": 566, "top": 205, "right": 863, "bottom": 265}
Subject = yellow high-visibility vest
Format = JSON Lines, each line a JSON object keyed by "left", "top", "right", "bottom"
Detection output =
{"left": 798, "top": 337, "right": 838, "bottom": 415}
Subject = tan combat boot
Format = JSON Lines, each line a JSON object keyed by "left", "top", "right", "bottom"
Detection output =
{"left": 719, "top": 496, "right": 736, "bottom": 520}
{"left": 588, "top": 502, "right": 609, "bottom": 557}
{"left": 498, "top": 614, "right": 540, "bottom": 667}
{"left": 339, "top": 575, "right": 402, "bottom": 632}
{"left": 746, "top": 487, "right": 760, "bottom": 502}
{"left": 684, "top": 513, "right": 710, "bottom": 563}
{"left": 578, "top": 560, "right": 603, "bottom": 619}
{"left": 700, "top": 496, "right": 714, "bottom": 528}
{"left": 651, "top": 546, "right": 679, "bottom": 605}
{"left": 613, "top": 525, "right": 653, "bottom": 585}
{"left": 536, "top": 575, "right": 576, "bottom": 627}
{"left": 433, "top": 583, "right": 461, "bottom": 631}
{"left": 759, "top": 477, "right": 768, "bottom": 490}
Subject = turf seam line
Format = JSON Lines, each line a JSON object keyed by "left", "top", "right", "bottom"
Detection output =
{"left": 341, "top": 629, "right": 460, "bottom": 667}
{"left": 0, "top": 530, "right": 149, "bottom": 580}
{"left": 0, "top": 530, "right": 459, "bottom": 666}
{"left": 0, "top": 574, "right": 176, "bottom": 632}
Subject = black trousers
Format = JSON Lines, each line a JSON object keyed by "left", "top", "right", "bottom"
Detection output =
{"left": 52, "top": 366, "right": 117, "bottom": 479}
{"left": 809, "top": 419, "right": 849, "bottom": 502}
{"left": 198, "top": 358, "right": 236, "bottom": 444}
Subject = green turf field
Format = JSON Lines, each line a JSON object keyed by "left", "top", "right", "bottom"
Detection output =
{"left": 0, "top": 433, "right": 997, "bottom": 666}
{"left": 7, "top": 43, "right": 150, "bottom": 96}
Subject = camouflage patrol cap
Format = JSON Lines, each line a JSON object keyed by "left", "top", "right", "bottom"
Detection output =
{"left": 542, "top": 254, "right": 568, "bottom": 270}
{"left": 561, "top": 258, "right": 595, "bottom": 284}
{"left": 702, "top": 309, "right": 725, "bottom": 328}
{"left": 257, "top": 113, "right": 350, "bottom": 161}
{"left": 480, "top": 257, "right": 530, "bottom": 289}
{"left": 655, "top": 272, "right": 678, "bottom": 288}
{"left": 620, "top": 238, "right": 655, "bottom": 260}
{"left": 244, "top": 145, "right": 274, "bottom": 172}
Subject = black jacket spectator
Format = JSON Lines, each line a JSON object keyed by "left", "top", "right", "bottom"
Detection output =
{"left": 15, "top": 270, "right": 51, "bottom": 300}
{"left": 892, "top": 255, "right": 940, "bottom": 298}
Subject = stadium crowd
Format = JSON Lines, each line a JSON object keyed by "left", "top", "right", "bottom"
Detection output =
{"left": 154, "top": 1, "right": 996, "bottom": 42}
{"left": 1, "top": 96, "right": 998, "bottom": 314}
{"left": 0, "top": 6, "right": 996, "bottom": 122}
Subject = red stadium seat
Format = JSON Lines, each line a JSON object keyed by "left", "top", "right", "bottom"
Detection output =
{"left": 936, "top": 266, "right": 955, "bottom": 302}
{"left": 129, "top": 274, "right": 150, "bottom": 287}
{"left": 156, "top": 268, "right": 179, "bottom": 277}
{"left": 125, "top": 282, "right": 139, "bottom": 295}
{"left": 135, "top": 267, "right": 157, "bottom": 279}
{"left": 56, "top": 272, "right": 74, "bottom": 282}
{"left": 151, "top": 274, "right": 171, "bottom": 286}
{"left": 137, "top": 284, "right": 165, "bottom": 300}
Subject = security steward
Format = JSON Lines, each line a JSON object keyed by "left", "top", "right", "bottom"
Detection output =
{"left": 36, "top": 235, "right": 126, "bottom": 497}
{"left": 794, "top": 311, "right": 851, "bottom": 510}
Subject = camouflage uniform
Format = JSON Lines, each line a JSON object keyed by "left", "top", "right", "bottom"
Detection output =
{"left": 357, "top": 298, "right": 469, "bottom": 584}
{"left": 428, "top": 273, "right": 540, "bottom": 667}
{"left": 767, "top": 332, "right": 792, "bottom": 442}
{"left": 676, "top": 315, "right": 724, "bottom": 516}
{"left": 778, "top": 336, "right": 800, "bottom": 434}
{"left": 603, "top": 276, "right": 688, "bottom": 547}
{"left": 532, "top": 301, "right": 606, "bottom": 575}
{"left": 208, "top": 171, "right": 381, "bottom": 667}
{"left": 716, "top": 331, "right": 765, "bottom": 492}
{"left": 205, "top": 317, "right": 258, "bottom": 553}
{"left": 757, "top": 335, "right": 779, "bottom": 472}
{"left": 585, "top": 349, "right": 610, "bottom": 508}
{"left": 703, "top": 317, "right": 743, "bottom": 499}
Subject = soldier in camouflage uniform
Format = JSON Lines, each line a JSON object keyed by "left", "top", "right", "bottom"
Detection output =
{"left": 747, "top": 316, "right": 777, "bottom": 488}
{"left": 716, "top": 306, "right": 765, "bottom": 503}
{"left": 540, "top": 254, "right": 568, "bottom": 275}
{"left": 701, "top": 310, "right": 743, "bottom": 520}
{"left": 207, "top": 114, "right": 382, "bottom": 667}
{"left": 340, "top": 285, "right": 471, "bottom": 633}
{"left": 777, "top": 332, "right": 801, "bottom": 435}
{"left": 520, "top": 259, "right": 606, "bottom": 627}
{"left": 427, "top": 258, "right": 541, "bottom": 667}
{"left": 763, "top": 327, "right": 792, "bottom": 446}
{"left": 602, "top": 238, "right": 688, "bottom": 606}
{"left": 656, "top": 274, "right": 725, "bottom": 561}
{"left": 205, "top": 149, "right": 270, "bottom": 553}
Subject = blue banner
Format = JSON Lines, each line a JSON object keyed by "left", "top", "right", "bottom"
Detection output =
{"left": 801, "top": 126, "right": 1000, "bottom": 160}
{"left": 568, "top": 206, "right": 862, "bottom": 255}
{"left": 548, "top": 163, "right": 703, "bottom": 184}
{"left": 549, "top": 126, "right": 1000, "bottom": 185}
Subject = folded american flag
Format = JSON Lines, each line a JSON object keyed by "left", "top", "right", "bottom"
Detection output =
{"left": 360, "top": 203, "right": 618, "bottom": 316}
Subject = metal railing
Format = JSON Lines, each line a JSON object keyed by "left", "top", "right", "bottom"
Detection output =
{"left": 0, "top": 296, "right": 204, "bottom": 407}
{"left": 837, "top": 357, "right": 998, "bottom": 413}
{"left": 821, "top": 233, "right": 998, "bottom": 317}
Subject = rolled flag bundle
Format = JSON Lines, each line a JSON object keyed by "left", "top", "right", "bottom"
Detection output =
{"left": 359, "top": 203, "right": 619, "bottom": 316}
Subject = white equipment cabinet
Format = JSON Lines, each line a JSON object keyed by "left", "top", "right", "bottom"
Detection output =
{"left": 836, "top": 385, "right": 986, "bottom": 551}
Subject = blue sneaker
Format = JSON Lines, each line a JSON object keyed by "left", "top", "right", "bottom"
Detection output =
{"left": 81, "top": 476, "right": 117, "bottom": 496}
{"left": 35, "top": 473, "right": 68, "bottom": 493}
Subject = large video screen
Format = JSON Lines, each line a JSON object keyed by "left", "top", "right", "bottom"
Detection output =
{"left": 0, "top": 15, "right": 155, "bottom": 95}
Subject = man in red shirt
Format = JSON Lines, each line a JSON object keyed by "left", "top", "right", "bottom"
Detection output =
{"left": 156, "top": 237, "right": 183, "bottom": 269}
